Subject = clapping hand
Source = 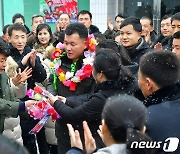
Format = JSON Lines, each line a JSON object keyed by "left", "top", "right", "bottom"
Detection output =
{"left": 29, "top": 50, "right": 37, "bottom": 67}
{"left": 12, "top": 67, "right": 32, "bottom": 86}
{"left": 67, "top": 123, "right": 83, "bottom": 150}
{"left": 154, "top": 42, "right": 163, "bottom": 51}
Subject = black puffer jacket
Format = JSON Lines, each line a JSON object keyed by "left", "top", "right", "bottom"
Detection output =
{"left": 8, "top": 43, "right": 47, "bottom": 90}
{"left": 54, "top": 80, "right": 135, "bottom": 153}
{"left": 124, "top": 37, "right": 151, "bottom": 64}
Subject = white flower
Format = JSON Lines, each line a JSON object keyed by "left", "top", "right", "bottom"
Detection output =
{"left": 83, "top": 57, "right": 94, "bottom": 65}
{"left": 65, "top": 72, "right": 74, "bottom": 80}
{"left": 71, "top": 76, "right": 81, "bottom": 83}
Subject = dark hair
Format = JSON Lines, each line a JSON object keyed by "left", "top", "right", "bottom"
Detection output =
{"left": 93, "top": 32, "right": 106, "bottom": 43}
{"left": 36, "top": 23, "right": 53, "bottom": 44}
{"left": 173, "top": 31, "right": 180, "bottom": 39}
{"left": 140, "top": 16, "right": 153, "bottom": 26}
{"left": 171, "top": 12, "right": 180, "bottom": 23}
{"left": 12, "top": 13, "right": 25, "bottom": 24}
{"left": 161, "top": 14, "right": 172, "bottom": 22}
{"left": 102, "top": 95, "right": 153, "bottom": 154}
{"left": 8, "top": 23, "right": 27, "bottom": 37}
{"left": 65, "top": 23, "right": 88, "bottom": 39}
{"left": 0, "top": 41, "right": 10, "bottom": 56}
{"left": 31, "top": 14, "right": 44, "bottom": 25}
{"left": 139, "top": 50, "right": 180, "bottom": 88}
{"left": 115, "top": 13, "right": 128, "bottom": 21}
{"left": 3, "top": 24, "right": 11, "bottom": 35}
{"left": 120, "top": 17, "right": 142, "bottom": 32}
{"left": 96, "top": 39, "right": 132, "bottom": 66}
{"left": 94, "top": 48, "right": 134, "bottom": 81}
{"left": 77, "top": 10, "right": 92, "bottom": 20}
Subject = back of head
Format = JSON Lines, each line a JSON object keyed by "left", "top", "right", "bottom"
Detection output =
{"left": 3, "top": 24, "right": 11, "bottom": 35}
{"left": 171, "top": 12, "right": 180, "bottom": 23}
{"left": 0, "top": 135, "right": 28, "bottom": 154}
{"left": 0, "top": 41, "right": 10, "bottom": 56}
{"left": 77, "top": 10, "right": 92, "bottom": 20}
{"left": 12, "top": 13, "right": 25, "bottom": 23}
{"left": 173, "top": 31, "right": 180, "bottom": 39}
{"left": 8, "top": 23, "right": 27, "bottom": 37}
{"left": 139, "top": 50, "right": 180, "bottom": 88}
{"left": 120, "top": 17, "right": 142, "bottom": 32}
{"left": 36, "top": 23, "right": 53, "bottom": 44}
{"left": 102, "top": 95, "right": 152, "bottom": 154}
{"left": 94, "top": 48, "right": 134, "bottom": 81}
{"left": 65, "top": 23, "right": 88, "bottom": 39}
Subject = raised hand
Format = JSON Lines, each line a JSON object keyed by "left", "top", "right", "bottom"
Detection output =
{"left": 83, "top": 121, "right": 96, "bottom": 153}
{"left": 25, "top": 100, "right": 37, "bottom": 108}
{"left": 21, "top": 52, "right": 32, "bottom": 66}
{"left": 154, "top": 42, "right": 163, "bottom": 51}
{"left": 18, "top": 67, "right": 32, "bottom": 82}
{"left": 30, "top": 50, "right": 37, "bottom": 67}
{"left": 67, "top": 123, "right": 83, "bottom": 150}
{"left": 107, "top": 18, "right": 113, "bottom": 31}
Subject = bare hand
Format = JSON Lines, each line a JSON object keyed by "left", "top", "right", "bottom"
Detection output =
{"left": 154, "top": 42, "right": 162, "bottom": 51}
{"left": 48, "top": 95, "right": 58, "bottom": 106}
{"left": 30, "top": 50, "right": 37, "bottom": 67}
{"left": 19, "top": 67, "right": 32, "bottom": 82}
{"left": 57, "top": 96, "right": 66, "bottom": 103}
{"left": 83, "top": 121, "right": 96, "bottom": 153}
{"left": 107, "top": 18, "right": 113, "bottom": 31}
{"left": 67, "top": 123, "right": 83, "bottom": 150}
{"left": 25, "top": 100, "right": 37, "bottom": 108}
{"left": 56, "top": 21, "right": 60, "bottom": 32}
{"left": 21, "top": 52, "right": 31, "bottom": 66}
{"left": 97, "top": 125, "right": 103, "bottom": 140}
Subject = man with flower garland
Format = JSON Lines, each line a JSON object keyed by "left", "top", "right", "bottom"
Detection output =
{"left": 47, "top": 23, "right": 95, "bottom": 153}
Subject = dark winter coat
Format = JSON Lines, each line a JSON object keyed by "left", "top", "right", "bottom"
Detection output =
{"left": 8, "top": 43, "right": 47, "bottom": 90}
{"left": 123, "top": 37, "right": 151, "bottom": 64}
{"left": 146, "top": 83, "right": 180, "bottom": 154}
{"left": 54, "top": 80, "right": 135, "bottom": 153}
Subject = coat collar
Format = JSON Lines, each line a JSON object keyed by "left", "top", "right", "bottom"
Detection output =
{"left": 144, "top": 83, "right": 180, "bottom": 107}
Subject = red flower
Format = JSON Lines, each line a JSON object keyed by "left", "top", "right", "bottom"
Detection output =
{"left": 37, "top": 100, "right": 47, "bottom": 110}
{"left": 34, "top": 86, "right": 43, "bottom": 94}
{"left": 70, "top": 81, "right": 77, "bottom": 91}
{"left": 56, "top": 68, "right": 64, "bottom": 75}
{"left": 83, "top": 64, "right": 93, "bottom": 77}
{"left": 51, "top": 49, "right": 63, "bottom": 59}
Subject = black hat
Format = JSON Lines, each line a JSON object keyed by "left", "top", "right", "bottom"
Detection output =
{"left": 0, "top": 40, "right": 10, "bottom": 56}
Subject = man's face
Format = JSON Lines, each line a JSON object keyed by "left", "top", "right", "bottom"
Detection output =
{"left": 59, "top": 14, "right": 70, "bottom": 30}
{"left": 140, "top": 19, "right": 153, "bottom": 37}
{"left": 120, "top": 24, "right": 141, "bottom": 48}
{"left": 0, "top": 54, "right": 7, "bottom": 74}
{"left": 172, "top": 20, "right": 180, "bottom": 34}
{"left": 115, "top": 17, "right": 124, "bottom": 30}
{"left": 64, "top": 33, "right": 86, "bottom": 61}
{"left": 32, "top": 16, "right": 44, "bottom": 33}
{"left": 14, "top": 18, "right": 24, "bottom": 25}
{"left": 172, "top": 38, "right": 180, "bottom": 58}
{"left": 9, "top": 30, "right": 27, "bottom": 53}
{"left": 161, "top": 17, "right": 173, "bottom": 37}
{"left": 78, "top": 14, "right": 92, "bottom": 30}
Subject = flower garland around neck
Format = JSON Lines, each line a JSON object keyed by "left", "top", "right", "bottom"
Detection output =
{"left": 49, "top": 34, "right": 97, "bottom": 91}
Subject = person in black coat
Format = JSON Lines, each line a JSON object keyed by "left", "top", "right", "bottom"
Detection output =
{"left": 138, "top": 51, "right": 180, "bottom": 154}
{"left": 8, "top": 23, "right": 48, "bottom": 154}
{"left": 48, "top": 48, "right": 135, "bottom": 153}
{"left": 120, "top": 17, "right": 151, "bottom": 65}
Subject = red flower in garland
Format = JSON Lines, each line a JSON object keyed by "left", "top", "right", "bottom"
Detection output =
{"left": 83, "top": 64, "right": 93, "bottom": 77}
{"left": 34, "top": 86, "right": 43, "bottom": 94}
{"left": 56, "top": 68, "right": 65, "bottom": 75}
{"left": 51, "top": 48, "right": 63, "bottom": 59}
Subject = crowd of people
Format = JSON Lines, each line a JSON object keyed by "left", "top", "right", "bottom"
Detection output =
{"left": 0, "top": 9, "right": 179, "bottom": 154}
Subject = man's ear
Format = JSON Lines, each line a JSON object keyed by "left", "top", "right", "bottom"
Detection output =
{"left": 146, "top": 77, "right": 153, "bottom": 91}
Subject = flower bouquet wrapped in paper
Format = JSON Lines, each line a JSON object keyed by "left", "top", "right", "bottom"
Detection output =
{"left": 26, "top": 86, "right": 61, "bottom": 134}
